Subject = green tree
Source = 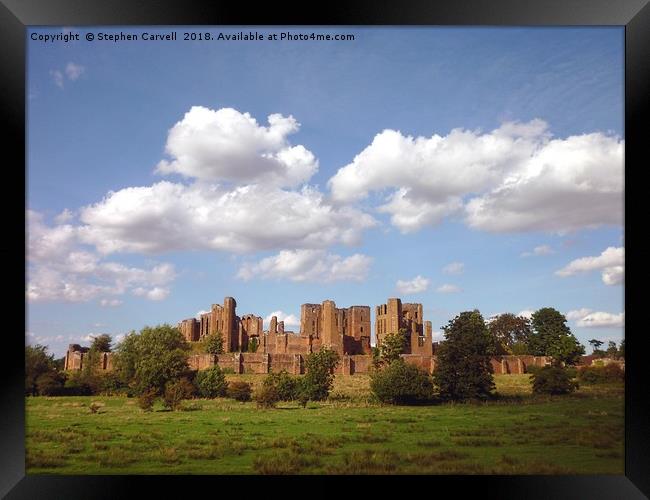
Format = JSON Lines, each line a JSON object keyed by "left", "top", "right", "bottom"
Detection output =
{"left": 90, "top": 334, "right": 112, "bottom": 353}
{"left": 529, "top": 308, "right": 585, "bottom": 365}
{"left": 588, "top": 339, "right": 605, "bottom": 355}
{"left": 113, "top": 324, "right": 190, "bottom": 395}
{"left": 433, "top": 310, "right": 495, "bottom": 401}
{"left": 300, "top": 348, "right": 340, "bottom": 402}
{"left": 25, "top": 344, "right": 62, "bottom": 396}
{"left": 488, "top": 313, "right": 532, "bottom": 354}
{"left": 247, "top": 337, "right": 259, "bottom": 353}
{"left": 606, "top": 341, "right": 619, "bottom": 358}
{"left": 202, "top": 332, "right": 224, "bottom": 355}
{"left": 378, "top": 329, "right": 408, "bottom": 365}
{"left": 619, "top": 339, "right": 625, "bottom": 359}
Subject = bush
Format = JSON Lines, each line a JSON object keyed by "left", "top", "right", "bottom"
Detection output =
{"left": 195, "top": 366, "right": 228, "bottom": 398}
{"left": 254, "top": 384, "right": 280, "bottom": 408}
{"left": 531, "top": 366, "right": 578, "bottom": 395}
{"left": 227, "top": 381, "right": 252, "bottom": 402}
{"left": 263, "top": 371, "right": 300, "bottom": 401}
{"left": 577, "top": 364, "right": 624, "bottom": 384}
{"left": 137, "top": 389, "right": 157, "bottom": 412}
{"left": 163, "top": 378, "right": 195, "bottom": 411}
{"left": 301, "top": 348, "right": 340, "bottom": 402}
{"left": 63, "top": 371, "right": 98, "bottom": 396}
{"left": 35, "top": 371, "right": 66, "bottom": 396}
{"left": 370, "top": 359, "right": 433, "bottom": 405}
{"left": 525, "top": 364, "right": 544, "bottom": 376}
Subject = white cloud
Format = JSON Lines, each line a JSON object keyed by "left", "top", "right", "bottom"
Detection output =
{"left": 518, "top": 310, "right": 534, "bottom": 319}
{"left": 155, "top": 106, "right": 318, "bottom": 188}
{"left": 99, "top": 298, "right": 122, "bottom": 307}
{"left": 132, "top": 286, "right": 170, "bottom": 301}
{"left": 442, "top": 262, "right": 465, "bottom": 275}
{"left": 566, "top": 309, "right": 624, "bottom": 328}
{"left": 27, "top": 210, "right": 176, "bottom": 303}
{"left": 264, "top": 311, "right": 300, "bottom": 330}
{"left": 54, "top": 208, "right": 75, "bottom": 224}
{"left": 237, "top": 249, "right": 372, "bottom": 283}
{"left": 556, "top": 246, "right": 624, "bottom": 286}
{"left": 396, "top": 275, "right": 430, "bottom": 295}
{"left": 436, "top": 284, "right": 462, "bottom": 294}
{"left": 195, "top": 310, "right": 209, "bottom": 319}
{"left": 465, "top": 132, "right": 623, "bottom": 233}
{"left": 78, "top": 182, "right": 376, "bottom": 255}
{"left": 329, "top": 120, "right": 623, "bottom": 234}
{"left": 566, "top": 308, "right": 593, "bottom": 321}
{"left": 65, "top": 62, "right": 85, "bottom": 81}
{"left": 50, "top": 69, "right": 64, "bottom": 88}
{"left": 521, "top": 245, "right": 554, "bottom": 257}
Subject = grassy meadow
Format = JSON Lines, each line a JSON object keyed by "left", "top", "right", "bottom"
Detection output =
{"left": 25, "top": 374, "right": 624, "bottom": 475}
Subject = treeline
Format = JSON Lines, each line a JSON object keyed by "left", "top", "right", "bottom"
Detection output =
{"left": 368, "top": 308, "right": 622, "bottom": 405}
{"left": 24, "top": 326, "right": 342, "bottom": 410}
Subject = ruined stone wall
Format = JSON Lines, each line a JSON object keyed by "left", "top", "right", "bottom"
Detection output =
{"left": 199, "top": 297, "right": 238, "bottom": 352}
{"left": 238, "top": 314, "right": 263, "bottom": 352}
{"left": 178, "top": 318, "right": 200, "bottom": 342}
{"left": 300, "top": 304, "right": 322, "bottom": 338}
{"left": 375, "top": 298, "right": 402, "bottom": 348}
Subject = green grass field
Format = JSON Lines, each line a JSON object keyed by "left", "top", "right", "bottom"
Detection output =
{"left": 25, "top": 374, "right": 624, "bottom": 475}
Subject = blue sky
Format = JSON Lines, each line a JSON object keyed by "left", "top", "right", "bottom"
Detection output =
{"left": 26, "top": 27, "right": 624, "bottom": 357}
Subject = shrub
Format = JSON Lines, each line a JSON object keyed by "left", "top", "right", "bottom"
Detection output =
{"left": 35, "top": 371, "right": 66, "bottom": 396}
{"left": 301, "top": 348, "right": 340, "bottom": 402}
{"left": 254, "top": 384, "right": 280, "bottom": 408}
{"left": 195, "top": 366, "right": 228, "bottom": 398}
{"left": 163, "top": 378, "right": 195, "bottom": 411}
{"left": 531, "top": 366, "right": 578, "bottom": 395}
{"left": 525, "top": 365, "right": 544, "bottom": 376}
{"left": 63, "top": 371, "right": 98, "bottom": 396}
{"left": 577, "top": 364, "right": 624, "bottom": 384}
{"left": 227, "top": 381, "right": 252, "bottom": 402}
{"left": 137, "top": 389, "right": 157, "bottom": 411}
{"left": 370, "top": 359, "right": 433, "bottom": 405}
{"left": 248, "top": 337, "right": 259, "bottom": 353}
{"left": 263, "top": 371, "right": 299, "bottom": 401}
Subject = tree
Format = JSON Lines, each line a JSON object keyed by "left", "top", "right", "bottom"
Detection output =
{"left": 529, "top": 308, "right": 585, "bottom": 366}
{"left": 300, "top": 348, "right": 340, "bottom": 402}
{"left": 433, "top": 310, "right": 495, "bottom": 401}
{"left": 606, "top": 341, "right": 619, "bottom": 358}
{"left": 247, "top": 337, "right": 259, "bottom": 353}
{"left": 588, "top": 339, "right": 605, "bottom": 355}
{"left": 90, "top": 334, "right": 112, "bottom": 353}
{"left": 202, "top": 332, "right": 224, "bottom": 355}
{"left": 488, "top": 314, "right": 532, "bottom": 354}
{"left": 619, "top": 339, "right": 625, "bottom": 359}
{"left": 113, "top": 324, "right": 190, "bottom": 395}
{"left": 378, "top": 329, "right": 408, "bottom": 365}
{"left": 25, "top": 344, "right": 63, "bottom": 396}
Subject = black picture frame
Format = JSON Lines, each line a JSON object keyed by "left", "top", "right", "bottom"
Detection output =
{"left": 3, "top": 0, "right": 647, "bottom": 497}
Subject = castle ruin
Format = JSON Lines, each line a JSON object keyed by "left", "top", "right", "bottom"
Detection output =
{"left": 64, "top": 296, "right": 550, "bottom": 375}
